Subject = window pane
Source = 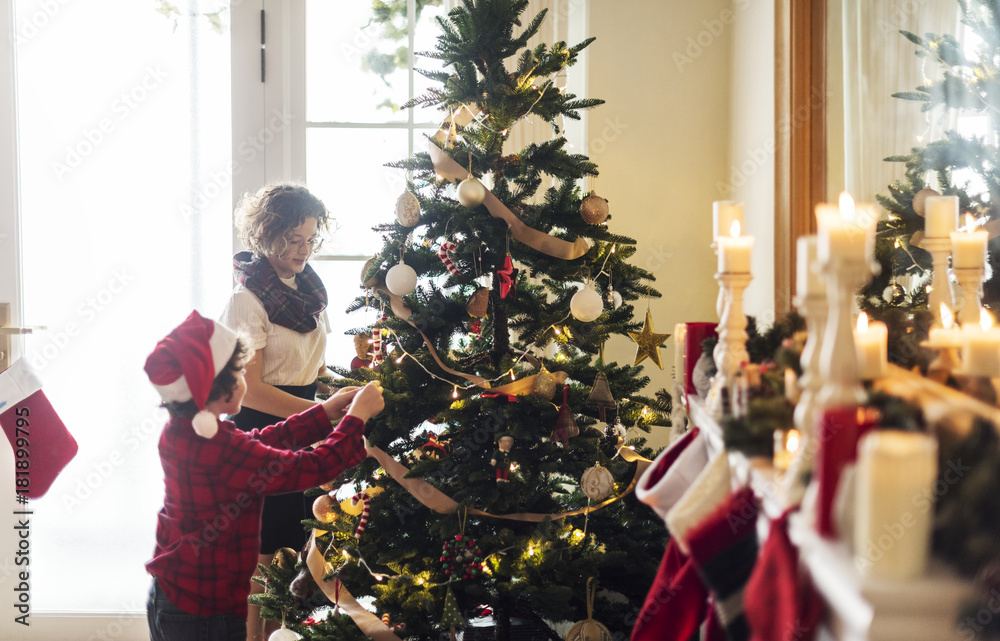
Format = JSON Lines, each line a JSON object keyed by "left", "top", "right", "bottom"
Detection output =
{"left": 306, "top": 0, "right": 409, "bottom": 123}
{"left": 311, "top": 260, "right": 371, "bottom": 371}
{"left": 307, "top": 128, "right": 407, "bottom": 256}
{"left": 15, "top": 0, "right": 231, "bottom": 612}
{"left": 412, "top": 1, "right": 447, "bottom": 124}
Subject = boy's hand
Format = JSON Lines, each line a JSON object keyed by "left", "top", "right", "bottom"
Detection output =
{"left": 346, "top": 381, "right": 385, "bottom": 423}
{"left": 321, "top": 386, "right": 361, "bottom": 421}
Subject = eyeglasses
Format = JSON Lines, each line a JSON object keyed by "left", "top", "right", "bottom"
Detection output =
{"left": 286, "top": 236, "right": 324, "bottom": 253}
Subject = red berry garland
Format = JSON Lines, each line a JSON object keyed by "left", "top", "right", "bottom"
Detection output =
{"left": 440, "top": 534, "right": 484, "bottom": 580}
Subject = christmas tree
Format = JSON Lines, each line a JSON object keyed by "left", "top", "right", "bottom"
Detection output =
{"left": 864, "top": 0, "right": 1000, "bottom": 319}
{"left": 252, "top": 1, "right": 668, "bottom": 640}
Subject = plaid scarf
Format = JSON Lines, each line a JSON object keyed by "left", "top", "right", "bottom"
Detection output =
{"left": 233, "top": 251, "right": 328, "bottom": 333}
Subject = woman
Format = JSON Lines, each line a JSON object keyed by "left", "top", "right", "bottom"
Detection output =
{"left": 219, "top": 183, "right": 333, "bottom": 641}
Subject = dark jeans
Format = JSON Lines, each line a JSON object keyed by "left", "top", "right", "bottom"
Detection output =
{"left": 146, "top": 578, "right": 246, "bottom": 641}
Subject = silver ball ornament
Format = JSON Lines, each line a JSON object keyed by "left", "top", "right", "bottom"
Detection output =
{"left": 883, "top": 282, "right": 905, "bottom": 305}
{"left": 570, "top": 285, "right": 604, "bottom": 322}
{"left": 386, "top": 262, "right": 418, "bottom": 296}
{"left": 457, "top": 177, "right": 487, "bottom": 208}
{"left": 604, "top": 288, "right": 623, "bottom": 309}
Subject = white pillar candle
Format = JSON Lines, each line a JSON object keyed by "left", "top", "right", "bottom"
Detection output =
{"left": 713, "top": 201, "right": 744, "bottom": 243}
{"left": 816, "top": 192, "right": 878, "bottom": 265}
{"left": 796, "top": 235, "right": 825, "bottom": 298}
{"left": 960, "top": 309, "right": 1000, "bottom": 376}
{"left": 854, "top": 430, "right": 938, "bottom": 580}
{"left": 854, "top": 313, "right": 888, "bottom": 379}
{"left": 674, "top": 323, "right": 687, "bottom": 387}
{"left": 951, "top": 214, "right": 988, "bottom": 270}
{"left": 925, "top": 195, "right": 958, "bottom": 238}
{"left": 717, "top": 220, "right": 754, "bottom": 273}
{"left": 927, "top": 303, "right": 962, "bottom": 347}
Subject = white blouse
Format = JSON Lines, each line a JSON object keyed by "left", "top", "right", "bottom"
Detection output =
{"left": 219, "top": 277, "right": 330, "bottom": 387}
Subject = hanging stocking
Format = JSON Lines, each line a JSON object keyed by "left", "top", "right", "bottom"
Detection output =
{"left": 636, "top": 427, "right": 708, "bottom": 523}
{"left": 744, "top": 509, "right": 823, "bottom": 641}
{"left": 0, "top": 359, "right": 78, "bottom": 499}
{"left": 685, "top": 487, "right": 760, "bottom": 641}
{"left": 630, "top": 537, "right": 710, "bottom": 641}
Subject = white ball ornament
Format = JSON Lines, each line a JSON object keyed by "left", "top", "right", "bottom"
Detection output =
{"left": 386, "top": 262, "right": 417, "bottom": 296}
{"left": 395, "top": 190, "right": 421, "bottom": 227}
{"left": 457, "top": 177, "right": 487, "bottom": 208}
{"left": 269, "top": 628, "right": 302, "bottom": 641}
{"left": 570, "top": 284, "right": 604, "bottom": 322}
{"left": 580, "top": 465, "right": 614, "bottom": 501}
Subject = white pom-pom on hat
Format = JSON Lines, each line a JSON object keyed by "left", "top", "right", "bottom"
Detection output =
{"left": 192, "top": 410, "right": 219, "bottom": 439}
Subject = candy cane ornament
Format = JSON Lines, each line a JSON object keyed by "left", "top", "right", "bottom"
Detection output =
{"left": 350, "top": 492, "right": 371, "bottom": 539}
{"left": 437, "top": 240, "right": 460, "bottom": 276}
{"left": 381, "top": 613, "right": 406, "bottom": 632}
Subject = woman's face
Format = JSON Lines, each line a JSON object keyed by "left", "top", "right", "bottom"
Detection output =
{"left": 267, "top": 216, "right": 320, "bottom": 279}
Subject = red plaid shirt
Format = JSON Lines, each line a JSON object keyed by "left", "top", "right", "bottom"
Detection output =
{"left": 145, "top": 405, "right": 365, "bottom": 617}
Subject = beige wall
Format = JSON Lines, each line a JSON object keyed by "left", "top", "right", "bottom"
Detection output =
{"left": 587, "top": 0, "right": 747, "bottom": 394}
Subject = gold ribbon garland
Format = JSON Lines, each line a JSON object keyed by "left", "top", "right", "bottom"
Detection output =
{"left": 366, "top": 445, "right": 652, "bottom": 522}
{"left": 427, "top": 142, "right": 591, "bottom": 260}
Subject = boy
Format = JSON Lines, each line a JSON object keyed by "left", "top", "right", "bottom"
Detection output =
{"left": 143, "top": 311, "right": 383, "bottom": 641}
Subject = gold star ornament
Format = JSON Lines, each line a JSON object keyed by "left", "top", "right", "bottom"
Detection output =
{"left": 628, "top": 310, "right": 670, "bottom": 369}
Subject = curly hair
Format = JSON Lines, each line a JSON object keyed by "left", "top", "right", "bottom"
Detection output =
{"left": 162, "top": 338, "right": 250, "bottom": 419}
{"left": 236, "top": 183, "right": 330, "bottom": 258}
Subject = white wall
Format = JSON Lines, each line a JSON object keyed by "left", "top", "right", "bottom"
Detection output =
{"left": 587, "top": 0, "right": 737, "bottom": 405}
{"left": 728, "top": 0, "right": 775, "bottom": 323}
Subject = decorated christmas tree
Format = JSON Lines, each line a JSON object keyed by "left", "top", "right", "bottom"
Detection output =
{"left": 864, "top": 0, "right": 1000, "bottom": 319}
{"left": 252, "top": 1, "right": 669, "bottom": 639}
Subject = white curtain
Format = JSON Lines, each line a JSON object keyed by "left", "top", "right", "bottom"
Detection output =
{"left": 840, "top": 0, "right": 960, "bottom": 200}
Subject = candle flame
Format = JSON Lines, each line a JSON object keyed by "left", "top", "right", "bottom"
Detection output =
{"left": 981, "top": 308, "right": 994, "bottom": 331}
{"left": 730, "top": 220, "right": 741, "bottom": 238}
{"left": 966, "top": 213, "right": 976, "bottom": 231}
{"left": 786, "top": 429, "right": 800, "bottom": 453}
{"left": 839, "top": 191, "right": 856, "bottom": 223}
{"left": 857, "top": 311, "right": 869, "bottom": 333}
{"left": 941, "top": 303, "right": 955, "bottom": 330}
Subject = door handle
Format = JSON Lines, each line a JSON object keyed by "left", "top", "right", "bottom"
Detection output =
{"left": 0, "top": 303, "right": 45, "bottom": 372}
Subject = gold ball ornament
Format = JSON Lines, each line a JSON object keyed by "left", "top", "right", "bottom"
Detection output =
{"left": 566, "top": 619, "right": 612, "bottom": 641}
{"left": 274, "top": 547, "right": 298, "bottom": 569}
{"left": 531, "top": 365, "right": 558, "bottom": 400}
{"left": 580, "top": 192, "right": 610, "bottom": 225}
{"left": 311, "top": 494, "right": 338, "bottom": 524}
{"left": 341, "top": 486, "right": 384, "bottom": 515}
{"left": 361, "top": 255, "right": 380, "bottom": 288}
{"left": 580, "top": 464, "right": 614, "bottom": 501}
{"left": 466, "top": 286, "right": 490, "bottom": 318}
{"left": 912, "top": 187, "right": 941, "bottom": 217}
{"left": 395, "top": 190, "right": 421, "bottom": 227}
{"left": 457, "top": 177, "right": 487, "bottom": 208}
{"left": 354, "top": 333, "right": 372, "bottom": 360}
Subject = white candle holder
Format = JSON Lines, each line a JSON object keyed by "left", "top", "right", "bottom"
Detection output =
{"left": 708, "top": 272, "right": 752, "bottom": 416}
{"left": 923, "top": 236, "right": 954, "bottom": 329}
{"left": 817, "top": 257, "right": 870, "bottom": 409}
{"left": 783, "top": 293, "right": 827, "bottom": 501}
{"left": 954, "top": 266, "right": 984, "bottom": 326}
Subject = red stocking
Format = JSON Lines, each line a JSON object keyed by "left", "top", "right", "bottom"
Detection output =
{"left": 0, "top": 360, "right": 78, "bottom": 499}
{"left": 631, "top": 538, "right": 710, "bottom": 641}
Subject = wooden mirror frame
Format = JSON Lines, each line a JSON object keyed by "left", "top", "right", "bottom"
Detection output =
{"left": 774, "top": 0, "right": 827, "bottom": 315}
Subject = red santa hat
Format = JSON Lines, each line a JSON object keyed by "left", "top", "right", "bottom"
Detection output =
{"left": 144, "top": 310, "right": 238, "bottom": 438}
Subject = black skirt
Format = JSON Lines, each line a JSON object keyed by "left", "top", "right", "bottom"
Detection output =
{"left": 231, "top": 382, "right": 317, "bottom": 555}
